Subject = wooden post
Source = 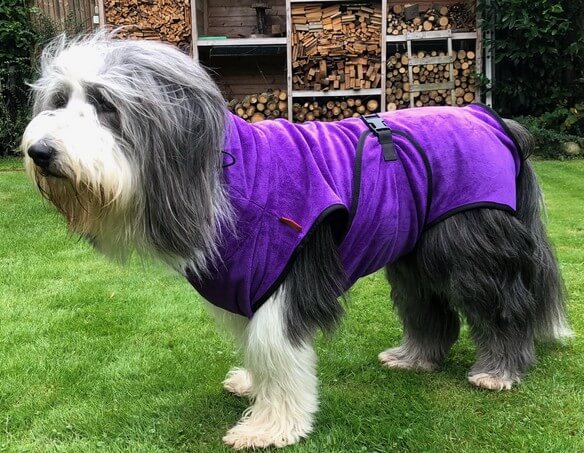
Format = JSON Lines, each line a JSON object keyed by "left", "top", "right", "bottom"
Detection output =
{"left": 191, "top": 0, "right": 199, "bottom": 59}
{"left": 97, "top": 0, "right": 105, "bottom": 28}
{"left": 407, "top": 38, "right": 414, "bottom": 107}
{"left": 203, "top": 0, "right": 208, "bottom": 36}
{"left": 447, "top": 34, "right": 455, "bottom": 106}
{"left": 286, "top": 0, "right": 293, "bottom": 121}
{"left": 380, "top": 0, "right": 387, "bottom": 112}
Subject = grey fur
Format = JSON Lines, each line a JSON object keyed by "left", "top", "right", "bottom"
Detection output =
{"left": 505, "top": 119, "right": 571, "bottom": 340}
{"left": 382, "top": 119, "right": 570, "bottom": 385}
{"left": 284, "top": 220, "right": 347, "bottom": 346}
{"left": 30, "top": 33, "right": 234, "bottom": 275}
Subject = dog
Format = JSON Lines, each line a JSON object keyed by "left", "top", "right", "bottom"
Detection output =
{"left": 21, "top": 34, "right": 572, "bottom": 449}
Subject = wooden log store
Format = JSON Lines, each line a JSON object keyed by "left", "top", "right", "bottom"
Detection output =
{"left": 98, "top": 0, "right": 484, "bottom": 122}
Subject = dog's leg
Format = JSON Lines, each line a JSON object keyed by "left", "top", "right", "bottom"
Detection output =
{"left": 413, "top": 209, "right": 540, "bottom": 390}
{"left": 203, "top": 302, "right": 254, "bottom": 398}
{"left": 383, "top": 257, "right": 460, "bottom": 371}
{"left": 223, "top": 367, "right": 253, "bottom": 398}
{"left": 222, "top": 221, "right": 342, "bottom": 448}
{"left": 446, "top": 213, "right": 538, "bottom": 391}
{"left": 223, "top": 286, "right": 317, "bottom": 449}
{"left": 465, "top": 320, "right": 535, "bottom": 391}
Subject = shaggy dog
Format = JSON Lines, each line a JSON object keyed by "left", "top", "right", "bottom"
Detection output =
{"left": 21, "top": 35, "right": 572, "bottom": 449}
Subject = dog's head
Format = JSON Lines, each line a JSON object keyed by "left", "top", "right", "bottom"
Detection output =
{"left": 22, "top": 34, "right": 231, "bottom": 270}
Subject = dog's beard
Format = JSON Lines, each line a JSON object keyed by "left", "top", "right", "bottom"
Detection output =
{"left": 23, "top": 110, "right": 140, "bottom": 257}
{"left": 34, "top": 168, "right": 114, "bottom": 233}
{"left": 30, "top": 162, "right": 142, "bottom": 260}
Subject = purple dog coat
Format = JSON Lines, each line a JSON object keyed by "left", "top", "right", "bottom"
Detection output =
{"left": 186, "top": 104, "right": 521, "bottom": 318}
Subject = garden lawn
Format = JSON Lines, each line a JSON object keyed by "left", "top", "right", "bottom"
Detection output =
{"left": 1, "top": 158, "right": 583, "bottom": 452}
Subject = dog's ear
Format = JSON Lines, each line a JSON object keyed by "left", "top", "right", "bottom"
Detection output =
{"left": 131, "top": 44, "right": 230, "bottom": 267}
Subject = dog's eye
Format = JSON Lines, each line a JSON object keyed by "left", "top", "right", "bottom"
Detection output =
{"left": 89, "top": 91, "right": 116, "bottom": 114}
{"left": 51, "top": 92, "right": 68, "bottom": 109}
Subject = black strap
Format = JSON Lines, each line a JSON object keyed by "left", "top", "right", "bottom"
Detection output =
{"left": 361, "top": 114, "right": 397, "bottom": 161}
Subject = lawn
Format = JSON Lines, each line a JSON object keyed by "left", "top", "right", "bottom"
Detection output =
{"left": 1, "top": 157, "right": 583, "bottom": 452}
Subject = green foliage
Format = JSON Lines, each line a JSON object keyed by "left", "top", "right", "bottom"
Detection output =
{"left": 0, "top": 3, "right": 86, "bottom": 156}
{"left": 0, "top": 1, "right": 37, "bottom": 156}
{"left": 482, "top": 1, "right": 584, "bottom": 116}
{"left": 31, "top": 8, "right": 88, "bottom": 52}
{"left": 516, "top": 103, "right": 584, "bottom": 159}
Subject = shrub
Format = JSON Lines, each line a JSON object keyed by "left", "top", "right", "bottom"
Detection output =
{"left": 516, "top": 103, "right": 584, "bottom": 159}
{"left": 0, "top": 3, "right": 86, "bottom": 156}
{"left": 0, "top": 1, "right": 37, "bottom": 156}
{"left": 482, "top": 1, "right": 584, "bottom": 117}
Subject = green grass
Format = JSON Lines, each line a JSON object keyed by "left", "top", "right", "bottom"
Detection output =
{"left": 1, "top": 158, "right": 583, "bottom": 452}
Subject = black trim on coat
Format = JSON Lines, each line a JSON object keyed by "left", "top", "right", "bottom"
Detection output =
{"left": 391, "top": 130, "right": 434, "bottom": 227}
{"left": 251, "top": 204, "right": 348, "bottom": 313}
{"left": 424, "top": 202, "right": 516, "bottom": 231}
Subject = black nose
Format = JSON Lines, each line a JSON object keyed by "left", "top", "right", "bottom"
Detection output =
{"left": 28, "top": 143, "right": 55, "bottom": 169}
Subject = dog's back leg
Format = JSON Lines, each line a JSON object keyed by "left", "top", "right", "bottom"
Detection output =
{"left": 506, "top": 119, "right": 572, "bottom": 341}
{"left": 413, "top": 209, "right": 541, "bottom": 390}
{"left": 383, "top": 257, "right": 460, "bottom": 371}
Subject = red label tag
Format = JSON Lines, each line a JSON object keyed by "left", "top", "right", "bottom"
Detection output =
{"left": 279, "top": 217, "right": 303, "bottom": 232}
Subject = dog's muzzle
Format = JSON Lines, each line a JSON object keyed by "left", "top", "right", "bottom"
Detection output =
{"left": 27, "top": 142, "right": 56, "bottom": 170}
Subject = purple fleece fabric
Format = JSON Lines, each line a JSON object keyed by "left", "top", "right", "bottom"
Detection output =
{"left": 186, "top": 104, "right": 521, "bottom": 318}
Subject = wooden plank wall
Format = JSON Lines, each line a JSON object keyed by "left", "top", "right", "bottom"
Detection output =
{"left": 31, "top": 0, "right": 96, "bottom": 31}
{"left": 205, "top": 0, "right": 285, "bottom": 38}
{"left": 204, "top": 56, "right": 287, "bottom": 100}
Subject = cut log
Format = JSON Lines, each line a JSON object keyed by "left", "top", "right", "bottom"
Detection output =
{"left": 292, "top": 3, "right": 382, "bottom": 92}
{"left": 227, "top": 91, "right": 288, "bottom": 123}
{"left": 366, "top": 99, "right": 379, "bottom": 112}
{"left": 104, "top": 0, "right": 191, "bottom": 48}
{"left": 251, "top": 112, "right": 266, "bottom": 123}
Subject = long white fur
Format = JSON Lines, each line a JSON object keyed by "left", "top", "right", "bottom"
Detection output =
{"left": 207, "top": 287, "right": 318, "bottom": 449}
{"left": 21, "top": 44, "right": 140, "bottom": 257}
{"left": 22, "top": 103, "right": 135, "bottom": 211}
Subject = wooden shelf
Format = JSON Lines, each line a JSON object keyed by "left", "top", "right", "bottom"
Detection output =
{"left": 386, "top": 31, "right": 477, "bottom": 43}
{"left": 289, "top": 0, "right": 359, "bottom": 3}
{"left": 452, "top": 32, "right": 478, "bottom": 40}
{"left": 197, "top": 37, "right": 286, "bottom": 47}
{"left": 292, "top": 89, "right": 381, "bottom": 98}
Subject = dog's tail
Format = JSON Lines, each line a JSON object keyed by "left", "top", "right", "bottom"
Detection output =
{"left": 505, "top": 119, "right": 573, "bottom": 341}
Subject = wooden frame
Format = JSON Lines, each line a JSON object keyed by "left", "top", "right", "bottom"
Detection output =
{"left": 287, "top": 0, "right": 385, "bottom": 119}
{"left": 97, "top": 0, "right": 105, "bottom": 28}
{"left": 99, "top": 0, "right": 484, "bottom": 119}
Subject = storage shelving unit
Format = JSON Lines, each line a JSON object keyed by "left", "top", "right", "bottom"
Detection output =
{"left": 285, "top": 0, "right": 386, "bottom": 119}
{"left": 190, "top": 0, "right": 487, "bottom": 120}
{"left": 406, "top": 30, "right": 456, "bottom": 107}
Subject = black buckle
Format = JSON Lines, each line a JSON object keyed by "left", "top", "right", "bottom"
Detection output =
{"left": 361, "top": 114, "right": 397, "bottom": 161}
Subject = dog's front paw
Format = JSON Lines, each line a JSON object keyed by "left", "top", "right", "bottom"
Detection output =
{"left": 223, "top": 367, "right": 253, "bottom": 397}
{"left": 223, "top": 409, "right": 312, "bottom": 449}
{"left": 468, "top": 372, "right": 517, "bottom": 390}
{"left": 378, "top": 347, "right": 438, "bottom": 371}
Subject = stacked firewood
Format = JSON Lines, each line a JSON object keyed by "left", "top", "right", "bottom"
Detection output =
{"left": 227, "top": 90, "right": 288, "bottom": 123}
{"left": 293, "top": 98, "right": 380, "bottom": 122}
{"left": 104, "top": 0, "right": 191, "bottom": 49}
{"left": 386, "top": 49, "right": 476, "bottom": 109}
{"left": 385, "top": 52, "right": 411, "bottom": 109}
{"left": 387, "top": 3, "right": 475, "bottom": 35}
{"left": 291, "top": 4, "right": 382, "bottom": 91}
{"left": 450, "top": 49, "right": 476, "bottom": 105}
